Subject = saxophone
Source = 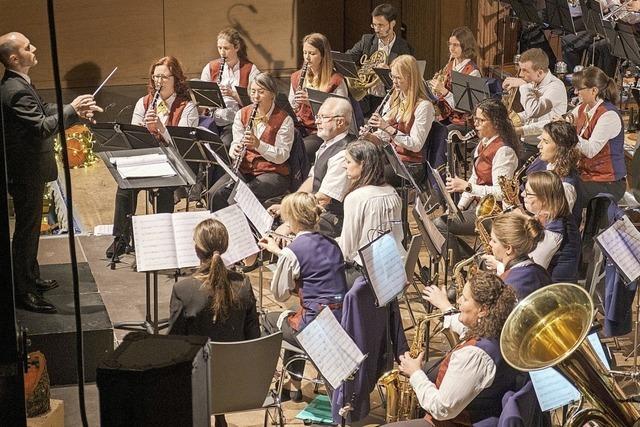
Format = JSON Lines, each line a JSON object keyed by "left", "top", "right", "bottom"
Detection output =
{"left": 497, "top": 154, "right": 539, "bottom": 208}
{"left": 503, "top": 86, "right": 522, "bottom": 127}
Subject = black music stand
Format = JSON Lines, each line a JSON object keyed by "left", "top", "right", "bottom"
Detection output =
{"left": 187, "top": 80, "right": 226, "bottom": 109}
{"left": 333, "top": 57, "right": 360, "bottom": 80}
{"left": 166, "top": 126, "right": 227, "bottom": 165}
{"left": 544, "top": 0, "right": 576, "bottom": 34}
{"left": 581, "top": 0, "right": 607, "bottom": 38}
{"left": 275, "top": 92, "right": 298, "bottom": 121}
{"left": 373, "top": 67, "right": 393, "bottom": 90}
{"left": 91, "top": 122, "right": 159, "bottom": 151}
{"left": 451, "top": 71, "right": 491, "bottom": 113}
{"left": 307, "top": 88, "right": 359, "bottom": 136}
{"left": 235, "top": 86, "right": 252, "bottom": 107}
{"left": 504, "top": 0, "right": 544, "bottom": 25}
{"left": 604, "top": 22, "right": 640, "bottom": 65}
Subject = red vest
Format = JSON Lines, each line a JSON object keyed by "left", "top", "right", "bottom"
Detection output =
{"left": 290, "top": 70, "right": 344, "bottom": 132}
{"left": 439, "top": 60, "right": 479, "bottom": 125}
{"left": 208, "top": 59, "right": 253, "bottom": 87}
{"left": 239, "top": 105, "right": 290, "bottom": 176}
{"left": 142, "top": 94, "right": 189, "bottom": 126}
{"left": 388, "top": 111, "right": 423, "bottom": 163}
{"left": 474, "top": 137, "right": 506, "bottom": 185}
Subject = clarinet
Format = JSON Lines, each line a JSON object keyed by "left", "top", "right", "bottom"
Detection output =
{"left": 293, "top": 61, "right": 309, "bottom": 112}
{"left": 218, "top": 56, "right": 226, "bottom": 84}
{"left": 359, "top": 88, "right": 394, "bottom": 136}
{"left": 232, "top": 102, "right": 259, "bottom": 174}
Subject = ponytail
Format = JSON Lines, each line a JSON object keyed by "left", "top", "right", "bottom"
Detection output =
{"left": 492, "top": 212, "right": 545, "bottom": 256}
{"left": 602, "top": 76, "right": 619, "bottom": 104}
{"left": 202, "top": 252, "right": 236, "bottom": 323}
{"left": 581, "top": 66, "right": 619, "bottom": 104}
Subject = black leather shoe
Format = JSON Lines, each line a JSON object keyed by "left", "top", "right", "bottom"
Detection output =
{"left": 35, "top": 278, "right": 58, "bottom": 292}
{"left": 106, "top": 238, "right": 128, "bottom": 258}
{"left": 17, "top": 292, "right": 57, "bottom": 314}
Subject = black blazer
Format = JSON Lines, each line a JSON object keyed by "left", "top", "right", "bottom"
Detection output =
{"left": 1, "top": 70, "right": 78, "bottom": 184}
{"left": 168, "top": 273, "right": 261, "bottom": 342}
{"left": 345, "top": 34, "right": 415, "bottom": 64}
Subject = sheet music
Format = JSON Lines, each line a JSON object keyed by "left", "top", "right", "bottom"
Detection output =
{"left": 296, "top": 308, "right": 366, "bottom": 389}
{"left": 211, "top": 204, "right": 260, "bottom": 265}
{"left": 596, "top": 215, "right": 640, "bottom": 282}
{"left": 414, "top": 196, "right": 445, "bottom": 254}
{"left": 359, "top": 233, "right": 407, "bottom": 306}
{"left": 233, "top": 180, "right": 274, "bottom": 236}
{"left": 132, "top": 214, "right": 178, "bottom": 272}
{"left": 204, "top": 143, "right": 238, "bottom": 182}
{"left": 171, "top": 211, "right": 212, "bottom": 268}
{"left": 428, "top": 163, "right": 461, "bottom": 221}
{"left": 112, "top": 153, "right": 176, "bottom": 178}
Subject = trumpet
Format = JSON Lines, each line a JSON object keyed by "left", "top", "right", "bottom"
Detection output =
{"left": 359, "top": 87, "right": 394, "bottom": 137}
{"left": 218, "top": 56, "right": 226, "bottom": 84}
{"left": 232, "top": 102, "right": 259, "bottom": 174}
{"left": 603, "top": 3, "right": 633, "bottom": 21}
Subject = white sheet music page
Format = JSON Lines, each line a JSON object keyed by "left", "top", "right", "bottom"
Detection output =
{"left": 204, "top": 143, "right": 238, "bottom": 182}
{"left": 233, "top": 180, "right": 274, "bottom": 236}
{"left": 171, "top": 211, "right": 213, "bottom": 268}
{"left": 296, "top": 308, "right": 366, "bottom": 389}
{"left": 596, "top": 215, "right": 640, "bottom": 282}
{"left": 132, "top": 214, "right": 178, "bottom": 272}
{"left": 359, "top": 233, "right": 407, "bottom": 306}
{"left": 211, "top": 204, "right": 260, "bottom": 266}
{"left": 415, "top": 195, "right": 445, "bottom": 254}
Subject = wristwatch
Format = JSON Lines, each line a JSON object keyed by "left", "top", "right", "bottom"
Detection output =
{"left": 464, "top": 183, "right": 472, "bottom": 193}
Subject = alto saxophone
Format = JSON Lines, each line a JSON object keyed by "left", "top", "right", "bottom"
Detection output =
{"left": 498, "top": 154, "right": 539, "bottom": 208}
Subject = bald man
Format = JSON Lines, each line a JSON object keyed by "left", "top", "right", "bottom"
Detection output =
{"left": 1, "top": 32, "right": 102, "bottom": 313}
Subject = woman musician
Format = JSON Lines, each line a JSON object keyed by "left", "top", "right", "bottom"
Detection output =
{"left": 388, "top": 271, "right": 518, "bottom": 426}
{"left": 431, "top": 26, "right": 480, "bottom": 131}
{"left": 289, "top": 33, "right": 348, "bottom": 162}
{"left": 200, "top": 28, "right": 260, "bottom": 148}
{"left": 360, "top": 54, "right": 435, "bottom": 187}
{"left": 107, "top": 56, "right": 198, "bottom": 258}
{"left": 436, "top": 98, "right": 519, "bottom": 264}
{"left": 208, "top": 72, "right": 294, "bottom": 212}
{"left": 566, "top": 66, "right": 626, "bottom": 204}
{"left": 260, "top": 192, "right": 348, "bottom": 402}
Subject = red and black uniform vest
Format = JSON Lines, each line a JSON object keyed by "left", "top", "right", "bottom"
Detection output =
{"left": 238, "top": 104, "right": 290, "bottom": 176}
{"left": 142, "top": 94, "right": 189, "bottom": 126}
{"left": 388, "top": 110, "right": 423, "bottom": 164}
{"left": 208, "top": 59, "right": 254, "bottom": 87}
{"left": 474, "top": 136, "right": 506, "bottom": 185}
{"left": 290, "top": 70, "right": 344, "bottom": 133}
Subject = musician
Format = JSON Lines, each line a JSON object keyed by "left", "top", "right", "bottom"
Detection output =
{"left": 289, "top": 33, "right": 348, "bottom": 162}
{"left": 431, "top": 26, "right": 480, "bottom": 131}
{"left": 200, "top": 28, "right": 261, "bottom": 148}
{"left": 107, "top": 56, "right": 198, "bottom": 258}
{"left": 1, "top": 32, "right": 102, "bottom": 313}
{"left": 528, "top": 121, "right": 582, "bottom": 223}
{"left": 567, "top": 66, "right": 626, "bottom": 203}
{"left": 361, "top": 54, "right": 435, "bottom": 187}
{"left": 390, "top": 271, "right": 518, "bottom": 426}
{"left": 345, "top": 3, "right": 414, "bottom": 116}
{"left": 269, "top": 97, "right": 355, "bottom": 237}
{"left": 524, "top": 171, "right": 581, "bottom": 283}
{"left": 487, "top": 213, "right": 550, "bottom": 300}
{"left": 260, "top": 192, "right": 348, "bottom": 402}
{"left": 208, "top": 72, "right": 294, "bottom": 212}
{"left": 502, "top": 48, "right": 567, "bottom": 158}
{"left": 437, "top": 98, "right": 519, "bottom": 264}
{"left": 168, "top": 218, "right": 259, "bottom": 427}
{"left": 338, "top": 139, "right": 405, "bottom": 284}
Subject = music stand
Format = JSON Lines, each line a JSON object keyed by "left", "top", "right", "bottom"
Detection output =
{"left": 166, "top": 126, "right": 228, "bottom": 165}
{"left": 373, "top": 67, "right": 393, "bottom": 90}
{"left": 274, "top": 92, "right": 298, "bottom": 121}
{"left": 235, "top": 86, "right": 252, "bottom": 107}
{"left": 580, "top": 0, "right": 607, "bottom": 38}
{"left": 604, "top": 22, "right": 640, "bottom": 65}
{"left": 503, "top": 0, "right": 543, "bottom": 25}
{"left": 307, "top": 88, "right": 359, "bottom": 136}
{"left": 451, "top": 71, "right": 490, "bottom": 113}
{"left": 187, "top": 80, "right": 226, "bottom": 109}
{"left": 544, "top": 0, "right": 576, "bottom": 34}
{"left": 332, "top": 51, "right": 357, "bottom": 63}
{"left": 91, "top": 122, "right": 159, "bottom": 151}
{"left": 333, "top": 58, "right": 360, "bottom": 80}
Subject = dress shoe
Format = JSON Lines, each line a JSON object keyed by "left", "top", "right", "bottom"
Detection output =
{"left": 17, "top": 292, "right": 57, "bottom": 314}
{"left": 35, "top": 278, "right": 58, "bottom": 292}
{"left": 106, "top": 238, "right": 128, "bottom": 258}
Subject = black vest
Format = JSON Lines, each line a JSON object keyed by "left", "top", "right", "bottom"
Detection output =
{"left": 312, "top": 134, "right": 354, "bottom": 218}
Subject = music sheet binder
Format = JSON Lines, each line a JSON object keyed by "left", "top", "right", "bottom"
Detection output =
{"left": 132, "top": 206, "right": 259, "bottom": 271}
{"left": 235, "top": 86, "right": 252, "bottom": 107}
{"left": 373, "top": 67, "right": 393, "bottom": 90}
{"left": 451, "top": 72, "right": 490, "bottom": 113}
{"left": 307, "top": 88, "right": 359, "bottom": 135}
{"left": 333, "top": 56, "right": 359, "bottom": 79}
{"left": 295, "top": 307, "right": 367, "bottom": 390}
{"left": 357, "top": 231, "right": 407, "bottom": 307}
{"left": 187, "top": 80, "right": 226, "bottom": 109}
{"left": 544, "top": 0, "right": 576, "bottom": 34}
{"left": 580, "top": 0, "right": 607, "bottom": 38}
{"left": 230, "top": 180, "right": 275, "bottom": 237}
{"left": 595, "top": 215, "right": 640, "bottom": 283}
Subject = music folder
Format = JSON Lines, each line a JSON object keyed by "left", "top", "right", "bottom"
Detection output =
{"left": 595, "top": 215, "right": 640, "bottom": 283}
{"left": 333, "top": 55, "right": 359, "bottom": 79}
{"left": 91, "top": 122, "right": 159, "bottom": 151}
{"left": 187, "top": 80, "right": 226, "bottom": 109}
{"left": 358, "top": 231, "right": 407, "bottom": 307}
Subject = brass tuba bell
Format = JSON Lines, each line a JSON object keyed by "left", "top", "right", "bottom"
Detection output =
{"left": 501, "top": 283, "right": 640, "bottom": 426}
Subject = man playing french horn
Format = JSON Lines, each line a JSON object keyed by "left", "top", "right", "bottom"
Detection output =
{"left": 502, "top": 48, "right": 567, "bottom": 159}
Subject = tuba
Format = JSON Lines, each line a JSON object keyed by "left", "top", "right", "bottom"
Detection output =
{"left": 346, "top": 50, "right": 388, "bottom": 101}
{"left": 501, "top": 283, "right": 640, "bottom": 427}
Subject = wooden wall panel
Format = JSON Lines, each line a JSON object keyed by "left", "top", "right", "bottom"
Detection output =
{"left": 344, "top": 0, "right": 372, "bottom": 52}
{"left": 296, "top": 0, "right": 345, "bottom": 60}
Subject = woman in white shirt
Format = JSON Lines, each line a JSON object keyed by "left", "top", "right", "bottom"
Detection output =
{"left": 362, "top": 54, "right": 435, "bottom": 187}
{"left": 389, "top": 271, "right": 518, "bottom": 426}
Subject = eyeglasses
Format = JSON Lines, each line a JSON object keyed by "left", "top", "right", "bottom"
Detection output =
{"left": 370, "top": 23, "right": 388, "bottom": 30}
{"left": 152, "top": 74, "right": 173, "bottom": 80}
{"left": 473, "top": 117, "right": 487, "bottom": 124}
{"left": 448, "top": 42, "right": 461, "bottom": 47}
{"left": 524, "top": 191, "right": 537, "bottom": 198}
{"left": 315, "top": 115, "right": 342, "bottom": 122}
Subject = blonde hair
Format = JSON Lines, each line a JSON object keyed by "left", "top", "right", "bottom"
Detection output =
{"left": 192, "top": 219, "right": 239, "bottom": 322}
{"left": 492, "top": 213, "right": 545, "bottom": 257}
{"left": 387, "top": 55, "right": 428, "bottom": 123}
{"left": 280, "top": 192, "right": 322, "bottom": 231}
{"left": 527, "top": 171, "right": 570, "bottom": 220}
{"left": 302, "top": 33, "right": 335, "bottom": 91}
{"left": 519, "top": 48, "right": 549, "bottom": 72}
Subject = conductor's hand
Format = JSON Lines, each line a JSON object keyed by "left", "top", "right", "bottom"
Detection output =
{"left": 423, "top": 285, "right": 454, "bottom": 312}
{"left": 70, "top": 95, "right": 103, "bottom": 122}
{"left": 242, "top": 130, "right": 260, "bottom": 150}
{"left": 398, "top": 351, "right": 424, "bottom": 378}
{"left": 446, "top": 176, "right": 468, "bottom": 193}
{"left": 258, "top": 236, "right": 282, "bottom": 256}
{"left": 267, "top": 204, "right": 282, "bottom": 217}
{"left": 502, "top": 77, "right": 526, "bottom": 91}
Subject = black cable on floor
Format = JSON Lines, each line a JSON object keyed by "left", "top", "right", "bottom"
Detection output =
{"left": 45, "top": 1, "right": 89, "bottom": 426}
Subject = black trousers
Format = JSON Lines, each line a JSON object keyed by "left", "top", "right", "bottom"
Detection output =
{"left": 9, "top": 179, "right": 46, "bottom": 296}
{"left": 434, "top": 209, "right": 479, "bottom": 267}
{"left": 208, "top": 173, "right": 290, "bottom": 212}
{"left": 112, "top": 187, "right": 175, "bottom": 238}
{"left": 581, "top": 178, "right": 627, "bottom": 207}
